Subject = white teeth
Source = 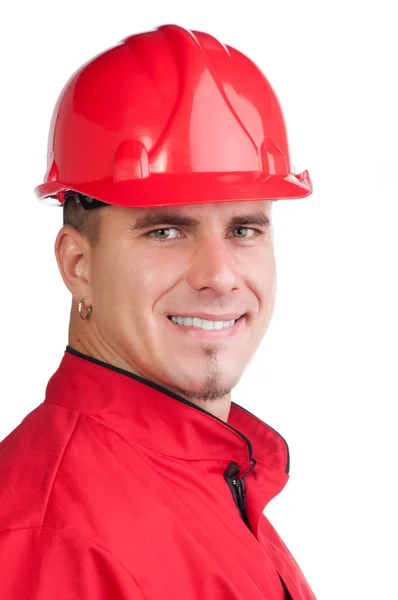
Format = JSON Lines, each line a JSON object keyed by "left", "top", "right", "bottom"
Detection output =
{"left": 170, "top": 316, "right": 237, "bottom": 330}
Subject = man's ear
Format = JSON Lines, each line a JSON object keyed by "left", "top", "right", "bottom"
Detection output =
{"left": 54, "top": 226, "right": 92, "bottom": 305}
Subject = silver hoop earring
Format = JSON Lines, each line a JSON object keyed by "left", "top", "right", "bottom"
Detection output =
{"left": 78, "top": 298, "right": 92, "bottom": 320}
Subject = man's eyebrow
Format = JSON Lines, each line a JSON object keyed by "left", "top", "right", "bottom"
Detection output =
{"left": 128, "top": 211, "right": 270, "bottom": 231}
{"left": 228, "top": 213, "right": 270, "bottom": 227}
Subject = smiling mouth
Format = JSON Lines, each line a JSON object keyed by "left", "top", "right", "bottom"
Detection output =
{"left": 167, "top": 314, "right": 245, "bottom": 331}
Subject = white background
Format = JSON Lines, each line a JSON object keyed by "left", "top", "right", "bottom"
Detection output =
{"left": 0, "top": 1, "right": 397, "bottom": 598}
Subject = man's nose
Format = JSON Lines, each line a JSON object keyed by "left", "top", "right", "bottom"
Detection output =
{"left": 186, "top": 236, "right": 239, "bottom": 295}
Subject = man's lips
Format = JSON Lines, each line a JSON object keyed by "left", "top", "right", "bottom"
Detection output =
{"left": 166, "top": 314, "right": 246, "bottom": 338}
{"left": 167, "top": 313, "right": 246, "bottom": 321}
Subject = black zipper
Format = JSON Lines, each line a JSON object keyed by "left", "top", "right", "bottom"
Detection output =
{"left": 224, "top": 460, "right": 256, "bottom": 531}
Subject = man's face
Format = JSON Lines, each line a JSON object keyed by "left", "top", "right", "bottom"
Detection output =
{"left": 88, "top": 200, "right": 276, "bottom": 401}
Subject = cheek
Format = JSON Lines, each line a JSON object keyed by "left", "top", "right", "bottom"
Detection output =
{"left": 90, "top": 250, "right": 135, "bottom": 310}
{"left": 247, "top": 249, "right": 276, "bottom": 300}
{"left": 91, "top": 250, "right": 178, "bottom": 315}
{"left": 133, "top": 250, "right": 184, "bottom": 298}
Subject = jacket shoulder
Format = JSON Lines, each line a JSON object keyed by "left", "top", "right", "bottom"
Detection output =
{"left": 0, "top": 401, "right": 80, "bottom": 530}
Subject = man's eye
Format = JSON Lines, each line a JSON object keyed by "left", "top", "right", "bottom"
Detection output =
{"left": 232, "top": 227, "right": 258, "bottom": 239}
{"left": 146, "top": 228, "right": 181, "bottom": 241}
{"left": 146, "top": 226, "right": 263, "bottom": 242}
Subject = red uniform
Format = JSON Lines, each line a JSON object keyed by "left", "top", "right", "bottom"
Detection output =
{"left": 0, "top": 346, "right": 317, "bottom": 599}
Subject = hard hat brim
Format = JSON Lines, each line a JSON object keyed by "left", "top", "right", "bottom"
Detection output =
{"left": 35, "top": 170, "right": 312, "bottom": 207}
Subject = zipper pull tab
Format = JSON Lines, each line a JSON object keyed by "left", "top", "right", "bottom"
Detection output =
{"left": 233, "top": 476, "right": 246, "bottom": 513}
{"left": 224, "top": 461, "right": 250, "bottom": 528}
{"left": 224, "top": 460, "right": 254, "bottom": 531}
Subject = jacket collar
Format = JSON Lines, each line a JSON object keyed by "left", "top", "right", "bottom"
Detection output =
{"left": 44, "top": 346, "right": 290, "bottom": 531}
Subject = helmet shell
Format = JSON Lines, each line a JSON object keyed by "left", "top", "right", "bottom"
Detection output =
{"left": 35, "top": 24, "right": 312, "bottom": 207}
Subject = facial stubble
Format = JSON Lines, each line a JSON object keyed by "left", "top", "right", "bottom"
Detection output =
{"left": 173, "top": 345, "right": 232, "bottom": 403}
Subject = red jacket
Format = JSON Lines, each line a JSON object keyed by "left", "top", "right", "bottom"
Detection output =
{"left": 0, "top": 346, "right": 317, "bottom": 599}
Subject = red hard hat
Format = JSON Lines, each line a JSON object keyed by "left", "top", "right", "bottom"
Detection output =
{"left": 34, "top": 24, "right": 313, "bottom": 208}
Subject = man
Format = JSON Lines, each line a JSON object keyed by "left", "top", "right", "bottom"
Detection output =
{"left": 0, "top": 24, "right": 316, "bottom": 599}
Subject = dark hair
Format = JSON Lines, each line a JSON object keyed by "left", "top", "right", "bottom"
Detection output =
{"left": 62, "top": 192, "right": 107, "bottom": 246}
